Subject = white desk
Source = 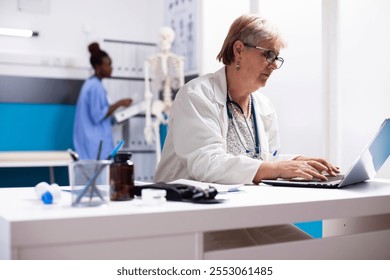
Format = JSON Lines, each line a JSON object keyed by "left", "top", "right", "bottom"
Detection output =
{"left": 1, "top": 179, "right": 390, "bottom": 260}
{"left": 0, "top": 151, "right": 71, "bottom": 183}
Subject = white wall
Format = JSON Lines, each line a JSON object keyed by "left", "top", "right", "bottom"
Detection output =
{"left": 0, "top": 0, "right": 164, "bottom": 79}
{"left": 257, "top": 0, "right": 324, "bottom": 157}
{"left": 338, "top": 0, "right": 390, "bottom": 178}
{"left": 198, "top": 0, "right": 251, "bottom": 75}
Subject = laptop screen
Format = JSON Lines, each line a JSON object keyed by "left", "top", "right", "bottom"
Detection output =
{"left": 369, "top": 118, "right": 390, "bottom": 172}
{"left": 340, "top": 118, "right": 390, "bottom": 187}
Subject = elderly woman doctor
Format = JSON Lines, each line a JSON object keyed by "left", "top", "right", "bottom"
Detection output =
{"left": 155, "top": 14, "right": 339, "bottom": 184}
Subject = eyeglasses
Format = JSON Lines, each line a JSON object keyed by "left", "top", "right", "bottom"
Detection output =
{"left": 243, "top": 43, "right": 284, "bottom": 69}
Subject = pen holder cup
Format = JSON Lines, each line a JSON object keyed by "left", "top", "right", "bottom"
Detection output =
{"left": 69, "top": 160, "right": 111, "bottom": 207}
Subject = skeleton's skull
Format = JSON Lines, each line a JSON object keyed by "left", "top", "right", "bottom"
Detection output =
{"left": 159, "top": 27, "right": 175, "bottom": 52}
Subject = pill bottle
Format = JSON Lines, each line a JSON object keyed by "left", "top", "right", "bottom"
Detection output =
{"left": 110, "top": 151, "right": 134, "bottom": 201}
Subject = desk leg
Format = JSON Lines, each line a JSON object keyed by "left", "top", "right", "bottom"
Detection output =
{"left": 0, "top": 219, "right": 12, "bottom": 260}
{"left": 49, "top": 167, "right": 55, "bottom": 184}
{"left": 194, "top": 232, "right": 204, "bottom": 260}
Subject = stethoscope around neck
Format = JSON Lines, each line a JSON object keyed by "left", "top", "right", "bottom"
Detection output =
{"left": 226, "top": 94, "right": 260, "bottom": 157}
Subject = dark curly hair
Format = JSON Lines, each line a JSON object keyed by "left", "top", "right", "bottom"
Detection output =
{"left": 88, "top": 42, "right": 109, "bottom": 68}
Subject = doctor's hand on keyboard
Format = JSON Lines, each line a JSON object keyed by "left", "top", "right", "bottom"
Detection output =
{"left": 253, "top": 156, "right": 340, "bottom": 184}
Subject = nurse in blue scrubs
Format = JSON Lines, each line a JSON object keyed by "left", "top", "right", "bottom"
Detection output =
{"left": 73, "top": 42, "right": 132, "bottom": 159}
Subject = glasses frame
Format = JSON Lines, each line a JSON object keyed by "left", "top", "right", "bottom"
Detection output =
{"left": 243, "top": 43, "right": 284, "bottom": 69}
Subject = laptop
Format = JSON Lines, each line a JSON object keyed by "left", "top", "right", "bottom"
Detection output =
{"left": 262, "top": 118, "right": 390, "bottom": 188}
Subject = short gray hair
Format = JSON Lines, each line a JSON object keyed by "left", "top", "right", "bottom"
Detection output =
{"left": 217, "top": 14, "right": 286, "bottom": 65}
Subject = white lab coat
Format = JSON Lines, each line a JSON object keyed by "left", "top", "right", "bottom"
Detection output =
{"left": 154, "top": 67, "right": 295, "bottom": 184}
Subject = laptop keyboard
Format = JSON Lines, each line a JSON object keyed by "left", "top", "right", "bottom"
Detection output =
{"left": 290, "top": 174, "right": 344, "bottom": 183}
{"left": 324, "top": 174, "right": 345, "bottom": 182}
{"left": 262, "top": 174, "right": 346, "bottom": 188}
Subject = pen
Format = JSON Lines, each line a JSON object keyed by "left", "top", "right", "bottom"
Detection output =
{"left": 68, "top": 148, "right": 91, "bottom": 180}
{"left": 107, "top": 140, "right": 124, "bottom": 160}
{"left": 67, "top": 148, "right": 79, "bottom": 161}
{"left": 74, "top": 140, "right": 125, "bottom": 205}
{"left": 273, "top": 150, "right": 278, "bottom": 156}
{"left": 208, "top": 185, "right": 243, "bottom": 194}
{"left": 90, "top": 140, "right": 104, "bottom": 202}
{"left": 96, "top": 140, "right": 103, "bottom": 160}
{"left": 227, "top": 187, "right": 241, "bottom": 192}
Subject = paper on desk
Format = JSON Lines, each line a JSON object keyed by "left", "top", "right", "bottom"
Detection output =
{"left": 171, "top": 179, "right": 243, "bottom": 193}
{"left": 135, "top": 181, "right": 153, "bottom": 186}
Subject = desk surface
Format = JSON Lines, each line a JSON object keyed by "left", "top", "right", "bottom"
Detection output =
{"left": 0, "top": 151, "right": 71, "bottom": 167}
{"left": 1, "top": 179, "right": 390, "bottom": 259}
{"left": 1, "top": 179, "right": 390, "bottom": 232}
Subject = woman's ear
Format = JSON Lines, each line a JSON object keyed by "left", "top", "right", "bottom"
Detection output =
{"left": 232, "top": 40, "right": 245, "bottom": 60}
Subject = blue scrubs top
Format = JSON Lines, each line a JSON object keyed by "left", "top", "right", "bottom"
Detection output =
{"left": 73, "top": 76, "right": 114, "bottom": 160}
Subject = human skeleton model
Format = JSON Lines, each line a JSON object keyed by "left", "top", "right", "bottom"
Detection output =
{"left": 144, "top": 27, "right": 184, "bottom": 163}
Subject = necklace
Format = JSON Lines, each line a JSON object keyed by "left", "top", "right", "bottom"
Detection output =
{"left": 227, "top": 91, "right": 257, "bottom": 157}
{"left": 227, "top": 91, "right": 251, "bottom": 120}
